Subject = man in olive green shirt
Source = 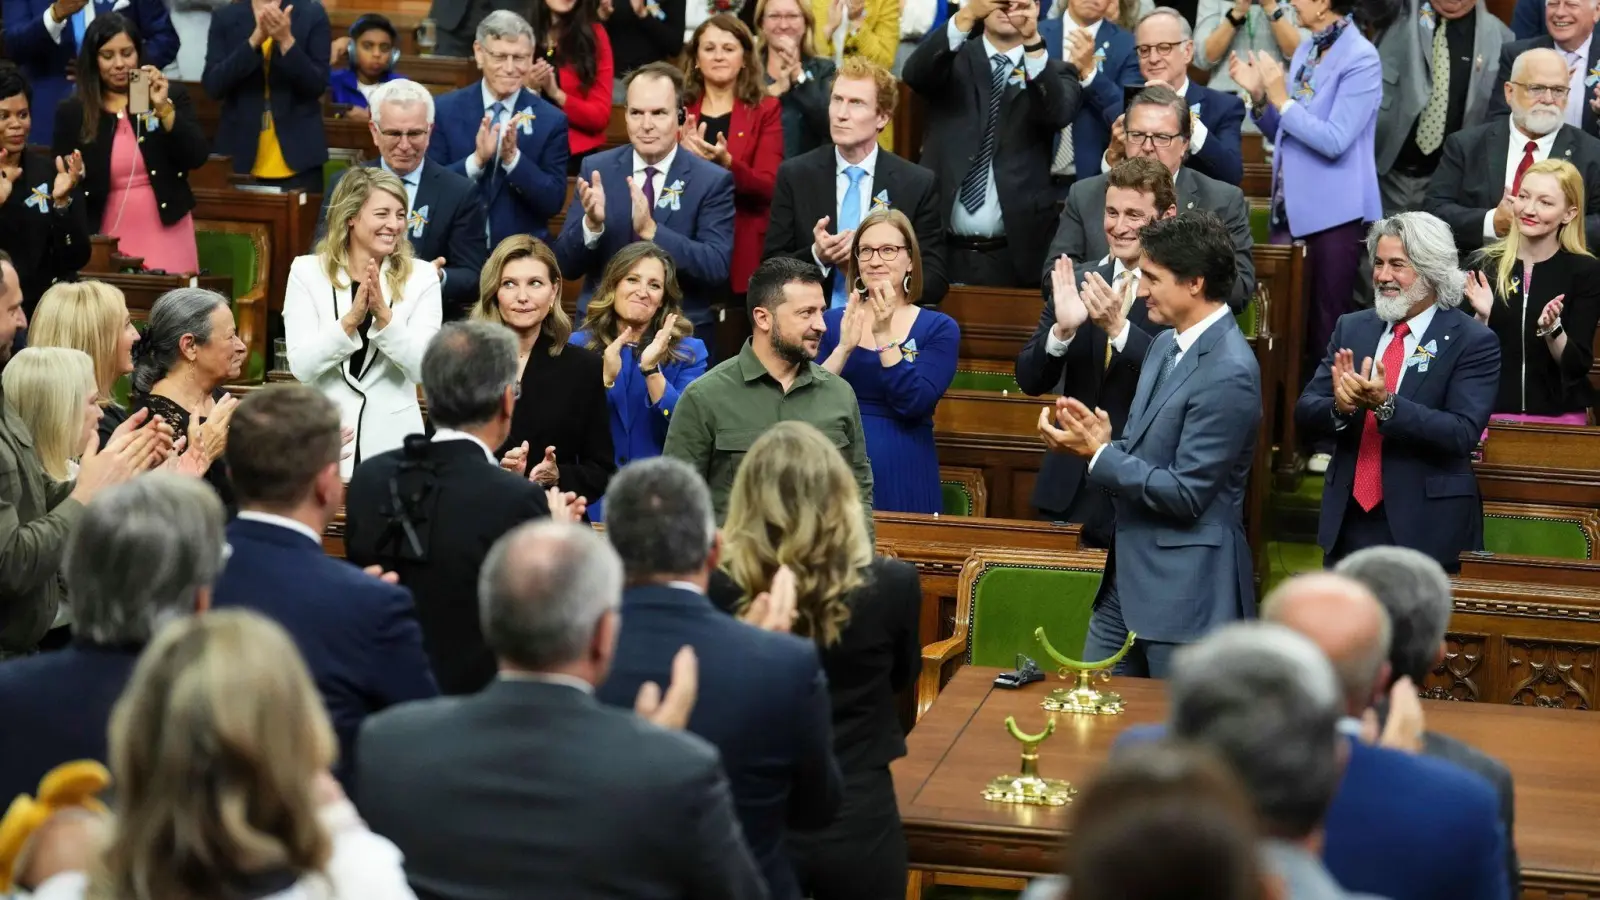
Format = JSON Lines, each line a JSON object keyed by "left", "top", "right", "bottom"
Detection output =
{"left": 664, "top": 258, "right": 874, "bottom": 525}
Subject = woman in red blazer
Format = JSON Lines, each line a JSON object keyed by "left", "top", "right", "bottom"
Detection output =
{"left": 527, "top": 0, "right": 616, "bottom": 162}
{"left": 681, "top": 14, "right": 784, "bottom": 296}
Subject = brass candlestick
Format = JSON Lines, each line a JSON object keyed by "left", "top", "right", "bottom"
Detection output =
{"left": 1035, "top": 627, "right": 1136, "bottom": 716}
{"left": 981, "top": 715, "right": 1076, "bottom": 807}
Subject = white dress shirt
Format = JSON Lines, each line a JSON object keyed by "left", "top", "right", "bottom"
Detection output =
{"left": 1047, "top": 256, "right": 1139, "bottom": 356}
{"left": 584, "top": 145, "right": 679, "bottom": 247}
{"left": 948, "top": 30, "right": 1041, "bottom": 237}
{"left": 1057, "top": 13, "right": 1104, "bottom": 87}
{"left": 380, "top": 158, "right": 425, "bottom": 212}
{"left": 498, "top": 670, "right": 597, "bottom": 694}
{"left": 235, "top": 509, "right": 324, "bottom": 546}
{"left": 464, "top": 81, "right": 523, "bottom": 180}
{"left": 815, "top": 144, "right": 881, "bottom": 275}
{"left": 1563, "top": 38, "right": 1593, "bottom": 128}
{"left": 1087, "top": 300, "right": 1233, "bottom": 470}
{"left": 432, "top": 427, "right": 497, "bottom": 463}
{"left": 1101, "top": 78, "right": 1208, "bottom": 173}
{"left": 1332, "top": 303, "right": 1439, "bottom": 429}
{"left": 41, "top": 0, "right": 97, "bottom": 43}
{"left": 1484, "top": 125, "right": 1561, "bottom": 239}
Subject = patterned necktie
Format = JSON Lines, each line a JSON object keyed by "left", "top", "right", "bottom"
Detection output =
{"left": 1351, "top": 321, "right": 1411, "bottom": 511}
{"left": 635, "top": 166, "right": 658, "bottom": 241}
{"left": 1052, "top": 39, "right": 1075, "bottom": 177}
{"left": 1149, "top": 337, "right": 1180, "bottom": 398}
{"left": 1512, "top": 140, "right": 1537, "bottom": 194}
{"left": 832, "top": 166, "right": 866, "bottom": 308}
{"left": 1104, "top": 272, "right": 1135, "bottom": 369}
{"left": 483, "top": 101, "right": 507, "bottom": 241}
{"left": 960, "top": 54, "right": 1010, "bottom": 215}
{"left": 1415, "top": 23, "right": 1450, "bottom": 154}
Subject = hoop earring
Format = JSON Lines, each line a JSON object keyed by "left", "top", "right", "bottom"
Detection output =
{"left": 902, "top": 273, "right": 911, "bottom": 295}
{"left": 854, "top": 276, "right": 868, "bottom": 296}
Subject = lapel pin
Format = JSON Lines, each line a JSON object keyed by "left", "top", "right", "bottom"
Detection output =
{"left": 1187, "top": 201, "right": 1195, "bottom": 209}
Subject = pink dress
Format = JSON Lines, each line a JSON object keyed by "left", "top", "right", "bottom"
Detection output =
{"left": 100, "top": 114, "right": 199, "bottom": 274}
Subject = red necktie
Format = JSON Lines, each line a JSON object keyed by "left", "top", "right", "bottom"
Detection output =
{"left": 1352, "top": 321, "right": 1410, "bottom": 512}
{"left": 1512, "top": 141, "right": 1537, "bottom": 195}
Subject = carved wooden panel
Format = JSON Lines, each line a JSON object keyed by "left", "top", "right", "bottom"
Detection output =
{"left": 1506, "top": 638, "right": 1599, "bottom": 710}
{"left": 1422, "top": 632, "right": 1487, "bottom": 702}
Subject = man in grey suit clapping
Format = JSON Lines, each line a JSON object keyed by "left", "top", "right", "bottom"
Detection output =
{"left": 1040, "top": 212, "right": 1261, "bottom": 677}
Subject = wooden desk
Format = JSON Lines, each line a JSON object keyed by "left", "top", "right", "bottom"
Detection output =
{"left": 895, "top": 666, "right": 1600, "bottom": 898}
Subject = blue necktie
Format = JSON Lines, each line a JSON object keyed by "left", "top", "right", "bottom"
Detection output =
{"left": 833, "top": 165, "right": 866, "bottom": 309}
{"left": 1150, "top": 339, "right": 1181, "bottom": 397}
{"left": 70, "top": 6, "right": 88, "bottom": 49}
{"left": 483, "top": 101, "right": 505, "bottom": 241}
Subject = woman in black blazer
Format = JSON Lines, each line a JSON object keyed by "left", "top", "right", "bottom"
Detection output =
{"left": 755, "top": 0, "right": 836, "bottom": 158}
{"left": 709, "top": 420, "right": 920, "bottom": 900}
{"left": 472, "top": 234, "right": 615, "bottom": 504}
{"left": 0, "top": 63, "right": 89, "bottom": 313}
{"left": 1464, "top": 159, "right": 1600, "bottom": 423}
{"left": 53, "top": 14, "right": 211, "bottom": 276}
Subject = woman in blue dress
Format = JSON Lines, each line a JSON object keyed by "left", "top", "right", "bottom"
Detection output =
{"left": 572, "top": 241, "right": 709, "bottom": 520}
{"left": 819, "top": 208, "right": 959, "bottom": 514}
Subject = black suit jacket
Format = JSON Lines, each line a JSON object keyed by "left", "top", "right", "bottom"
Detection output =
{"left": 1488, "top": 31, "right": 1600, "bottom": 135}
{"left": 765, "top": 144, "right": 949, "bottom": 306}
{"left": 354, "top": 679, "right": 768, "bottom": 900}
{"left": 1422, "top": 730, "right": 1518, "bottom": 896}
{"left": 320, "top": 159, "right": 488, "bottom": 315}
{"left": 1043, "top": 167, "right": 1255, "bottom": 313}
{"left": 1424, "top": 118, "right": 1600, "bottom": 252}
{"left": 595, "top": 584, "right": 843, "bottom": 900}
{"left": 201, "top": 0, "right": 330, "bottom": 175}
{"left": 498, "top": 333, "right": 615, "bottom": 503}
{"left": 900, "top": 28, "right": 1082, "bottom": 286}
{"left": 345, "top": 438, "right": 550, "bottom": 695}
{"left": 52, "top": 84, "right": 211, "bottom": 229}
{"left": 0, "top": 149, "right": 90, "bottom": 310}
{"left": 708, "top": 555, "right": 921, "bottom": 774}
{"left": 1014, "top": 259, "right": 1159, "bottom": 543}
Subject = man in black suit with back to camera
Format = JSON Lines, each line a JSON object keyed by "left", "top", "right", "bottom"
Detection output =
{"left": 346, "top": 321, "right": 586, "bottom": 697}
{"left": 901, "top": 0, "right": 1081, "bottom": 287}
{"left": 354, "top": 519, "right": 768, "bottom": 900}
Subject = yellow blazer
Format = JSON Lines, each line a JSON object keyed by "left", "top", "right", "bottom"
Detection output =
{"left": 810, "top": 0, "right": 901, "bottom": 149}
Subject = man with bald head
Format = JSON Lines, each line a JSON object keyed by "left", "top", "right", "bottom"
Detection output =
{"left": 1262, "top": 573, "right": 1394, "bottom": 719}
{"left": 1426, "top": 47, "right": 1600, "bottom": 254}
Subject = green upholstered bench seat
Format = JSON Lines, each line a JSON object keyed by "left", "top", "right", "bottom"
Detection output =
{"left": 1483, "top": 512, "right": 1596, "bottom": 560}
{"left": 950, "top": 368, "right": 1022, "bottom": 393}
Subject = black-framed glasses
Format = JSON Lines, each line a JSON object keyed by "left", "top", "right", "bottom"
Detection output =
{"left": 1134, "top": 40, "right": 1188, "bottom": 58}
{"left": 1511, "top": 82, "right": 1571, "bottom": 100}
{"left": 1127, "top": 130, "right": 1182, "bottom": 148}
{"left": 857, "top": 244, "right": 907, "bottom": 261}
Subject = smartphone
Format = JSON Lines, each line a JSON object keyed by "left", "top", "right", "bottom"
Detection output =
{"left": 128, "top": 69, "right": 150, "bottom": 115}
{"left": 1123, "top": 83, "right": 1142, "bottom": 113}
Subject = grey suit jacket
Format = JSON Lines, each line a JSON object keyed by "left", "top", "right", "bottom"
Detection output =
{"left": 0, "top": 396, "right": 83, "bottom": 654}
{"left": 1375, "top": 0, "right": 1509, "bottom": 174}
{"left": 353, "top": 678, "right": 768, "bottom": 900}
{"left": 1423, "top": 730, "right": 1518, "bottom": 895}
{"left": 1086, "top": 312, "right": 1260, "bottom": 643}
{"left": 1042, "top": 167, "right": 1255, "bottom": 313}
{"left": 1262, "top": 840, "right": 1389, "bottom": 900}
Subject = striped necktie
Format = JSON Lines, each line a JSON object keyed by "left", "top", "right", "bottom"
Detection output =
{"left": 959, "top": 54, "right": 1010, "bottom": 215}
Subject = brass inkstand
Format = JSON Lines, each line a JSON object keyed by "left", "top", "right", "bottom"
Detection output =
{"left": 1035, "top": 628, "right": 1136, "bottom": 716}
{"left": 981, "top": 715, "right": 1076, "bottom": 807}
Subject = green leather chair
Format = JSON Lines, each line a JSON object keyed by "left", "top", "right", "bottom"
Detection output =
{"left": 1482, "top": 506, "right": 1599, "bottom": 560}
{"left": 1249, "top": 203, "right": 1271, "bottom": 245}
{"left": 1234, "top": 286, "right": 1258, "bottom": 337}
{"left": 941, "top": 481, "right": 975, "bottom": 516}
{"left": 324, "top": 155, "right": 357, "bottom": 195}
{"left": 194, "top": 231, "right": 260, "bottom": 303}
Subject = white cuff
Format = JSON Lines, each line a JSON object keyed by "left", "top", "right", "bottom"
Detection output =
{"left": 583, "top": 218, "right": 604, "bottom": 247}
{"left": 1089, "top": 443, "right": 1108, "bottom": 471}
{"left": 1023, "top": 52, "right": 1047, "bottom": 81}
{"left": 1046, "top": 327, "right": 1074, "bottom": 356}
{"left": 464, "top": 154, "right": 486, "bottom": 180}
{"left": 1100, "top": 152, "right": 1112, "bottom": 175}
{"left": 946, "top": 16, "right": 970, "bottom": 49}
{"left": 1482, "top": 209, "right": 1498, "bottom": 241}
{"left": 1108, "top": 319, "right": 1130, "bottom": 352}
{"left": 1189, "top": 115, "right": 1209, "bottom": 153}
{"left": 502, "top": 150, "right": 521, "bottom": 174}
{"left": 43, "top": 5, "right": 68, "bottom": 42}
{"left": 1080, "top": 69, "right": 1096, "bottom": 88}
{"left": 813, "top": 246, "right": 834, "bottom": 276}
{"left": 1333, "top": 409, "right": 1352, "bottom": 430}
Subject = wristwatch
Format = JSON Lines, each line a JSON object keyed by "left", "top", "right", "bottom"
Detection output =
{"left": 1269, "top": 5, "right": 1286, "bottom": 19}
{"left": 1538, "top": 322, "right": 1565, "bottom": 339}
{"left": 1373, "top": 395, "right": 1397, "bottom": 422}
{"left": 639, "top": 365, "right": 661, "bottom": 376}
{"left": 1023, "top": 39, "right": 1047, "bottom": 53}
{"left": 1225, "top": 8, "right": 1246, "bottom": 26}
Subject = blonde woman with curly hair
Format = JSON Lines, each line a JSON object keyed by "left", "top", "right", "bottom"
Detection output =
{"left": 473, "top": 234, "right": 615, "bottom": 502}
{"left": 284, "top": 166, "right": 443, "bottom": 477}
{"left": 30, "top": 280, "right": 141, "bottom": 447}
{"left": 709, "top": 420, "right": 920, "bottom": 900}
{"left": 574, "top": 242, "right": 709, "bottom": 518}
{"left": 29, "top": 609, "right": 417, "bottom": 900}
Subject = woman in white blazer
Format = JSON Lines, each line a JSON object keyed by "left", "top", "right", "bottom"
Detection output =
{"left": 284, "top": 167, "right": 442, "bottom": 477}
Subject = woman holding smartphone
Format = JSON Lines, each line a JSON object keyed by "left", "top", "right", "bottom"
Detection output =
{"left": 52, "top": 13, "right": 210, "bottom": 275}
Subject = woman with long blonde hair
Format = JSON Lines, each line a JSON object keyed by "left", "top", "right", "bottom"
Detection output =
{"left": 30, "top": 280, "right": 141, "bottom": 447}
{"left": 473, "top": 235, "right": 614, "bottom": 504}
{"left": 574, "top": 242, "right": 709, "bottom": 518}
{"left": 1463, "top": 159, "right": 1600, "bottom": 422}
{"left": 30, "top": 610, "right": 416, "bottom": 900}
{"left": 1, "top": 347, "right": 99, "bottom": 482}
{"left": 284, "top": 167, "right": 442, "bottom": 476}
{"left": 710, "top": 420, "right": 920, "bottom": 900}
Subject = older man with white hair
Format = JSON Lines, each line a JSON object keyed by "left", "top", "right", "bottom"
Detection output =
{"left": 319, "top": 78, "right": 488, "bottom": 318}
{"left": 1425, "top": 47, "right": 1600, "bottom": 254}
{"left": 1294, "top": 211, "right": 1500, "bottom": 573}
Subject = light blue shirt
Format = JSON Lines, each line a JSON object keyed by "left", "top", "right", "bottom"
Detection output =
{"left": 464, "top": 81, "right": 523, "bottom": 180}
{"left": 379, "top": 158, "right": 424, "bottom": 211}
{"left": 945, "top": 23, "right": 1046, "bottom": 237}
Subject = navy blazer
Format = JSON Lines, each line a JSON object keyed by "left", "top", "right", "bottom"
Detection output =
{"left": 1295, "top": 307, "right": 1500, "bottom": 573}
{"left": 555, "top": 145, "right": 735, "bottom": 328}
{"left": 1184, "top": 79, "right": 1246, "bottom": 186}
{"left": 1118, "top": 725, "right": 1510, "bottom": 900}
{"left": 0, "top": 642, "right": 141, "bottom": 807}
{"left": 1, "top": 0, "right": 178, "bottom": 140}
{"left": 322, "top": 159, "right": 487, "bottom": 316}
{"left": 201, "top": 0, "right": 330, "bottom": 176}
{"left": 428, "top": 83, "right": 569, "bottom": 247}
{"left": 213, "top": 517, "right": 439, "bottom": 783}
{"left": 595, "top": 583, "right": 843, "bottom": 900}
{"left": 1038, "top": 17, "right": 1142, "bottom": 183}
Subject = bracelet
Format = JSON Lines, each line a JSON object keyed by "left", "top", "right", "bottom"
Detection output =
{"left": 639, "top": 365, "right": 661, "bottom": 376}
{"left": 1225, "top": 9, "right": 1246, "bottom": 26}
{"left": 873, "top": 342, "right": 899, "bottom": 354}
{"left": 1538, "top": 322, "right": 1564, "bottom": 339}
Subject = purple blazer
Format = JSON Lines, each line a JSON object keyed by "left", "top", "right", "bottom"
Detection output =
{"left": 1256, "top": 24, "right": 1383, "bottom": 238}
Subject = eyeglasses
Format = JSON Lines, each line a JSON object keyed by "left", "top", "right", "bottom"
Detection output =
{"left": 763, "top": 11, "right": 805, "bottom": 20}
{"left": 1127, "top": 130, "right": 1182, "bottom": 148}
{"left": 1511, "top": 82, "right": 1571, "bottom": 100}
{"left": 378, "top": 128, "right": 429, "bottom": 143}
{"left": 857, "top": 244, "right": 907, "bottom": 261}
{"left": 485, "top": 51, "right": 533, "bottom": 66}
{"left": 1134, "top": 40, "right": 1188, "bottom": 58}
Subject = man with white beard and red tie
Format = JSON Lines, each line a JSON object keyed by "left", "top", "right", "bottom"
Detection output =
{"left": 1295, "top": 212, "right": 1500, "bottom": 575}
